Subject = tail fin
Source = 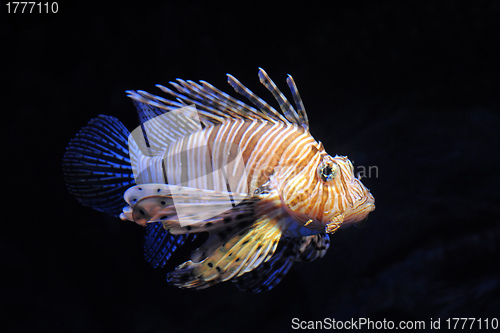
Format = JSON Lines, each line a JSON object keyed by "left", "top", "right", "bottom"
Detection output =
{"left": 62, "top": 115, "right": 135, "bottom": 216}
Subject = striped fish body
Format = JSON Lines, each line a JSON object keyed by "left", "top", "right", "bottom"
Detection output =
{"left": 130, "top": 118, "right": 327, "bottom": 232}
{"left": 63, "top": 68, "right": 375, "bottom": 291}
{"left": 140, "top": 120, "right": 308, "bottom": 193}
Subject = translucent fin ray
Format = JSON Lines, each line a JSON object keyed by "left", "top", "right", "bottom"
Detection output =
{"left": 233, "top": 237, "right": 300, "bottom": 292}
{"left": 126, "top": 68, "right": 310, "bottom": 130}
{"left": 226, "top": 74, "right": 288, "bottom": 123}
{"left": 286, "top": 75, "right": 308, "bottom": 129}
{"left": 166, "top": 217, "right": 282, "bottom": 289}
{"left": 258, "top": 68, "right": 301, "bottom": 125}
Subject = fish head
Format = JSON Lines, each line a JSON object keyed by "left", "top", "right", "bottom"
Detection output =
{"left": 277, "top": 143, "right": 375, "bottom": 234}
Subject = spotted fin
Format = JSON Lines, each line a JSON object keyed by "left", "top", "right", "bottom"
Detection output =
{"left": 297, "top": 234, "right": 331, "bottom": 262}
{"left": 62, "top": 115, "right": 135, "bottom": 217}
{"left": 167, "top": 216, "right": 283, "bottom": 289}
{"left": 120, "top": 183, "right": 253, "bottom": 230}
{"left": 152, "top": 201, "right": 256, "bottom": 235}
{"left": 233, "top": 237, "right": 301, "bottom": 293}
{"left": 231, "top": 234, "right": 331, "bottom": 292}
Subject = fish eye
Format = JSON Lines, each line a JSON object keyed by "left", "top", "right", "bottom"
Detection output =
{"left": 318, "top": 160, "right": 338, "bottom": 183}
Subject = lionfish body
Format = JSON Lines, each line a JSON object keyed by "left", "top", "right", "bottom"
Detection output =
{"left": 63, "top": 68, "right": 375, "bottom": 291}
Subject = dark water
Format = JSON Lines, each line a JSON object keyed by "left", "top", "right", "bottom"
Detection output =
{"left": 3, "top": 1, "right": 499, "bottom": 332}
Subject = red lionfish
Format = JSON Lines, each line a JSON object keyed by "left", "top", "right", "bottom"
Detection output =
{"left": 63, "top": 68, "right": 375, "bottom": 292}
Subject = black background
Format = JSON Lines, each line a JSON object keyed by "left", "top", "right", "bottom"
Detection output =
{"left": 3, "top": 1, "right": 500, "bottom": 332}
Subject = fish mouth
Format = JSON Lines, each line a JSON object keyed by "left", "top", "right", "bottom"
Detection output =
{"left": 346, "top": 201, "right": 375, "bottom": 224}
{"left": 343, "top": 185, "right": 375, "bottom": 225}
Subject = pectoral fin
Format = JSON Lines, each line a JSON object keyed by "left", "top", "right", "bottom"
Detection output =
{"left": 120, "top": 184, "right": 253, "bottom": 232}
{"left": 167, "top": 216, "right": 283, "bottom": 289}
{"left": 297, "top": 234, "right": 330, "bottom": 262}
